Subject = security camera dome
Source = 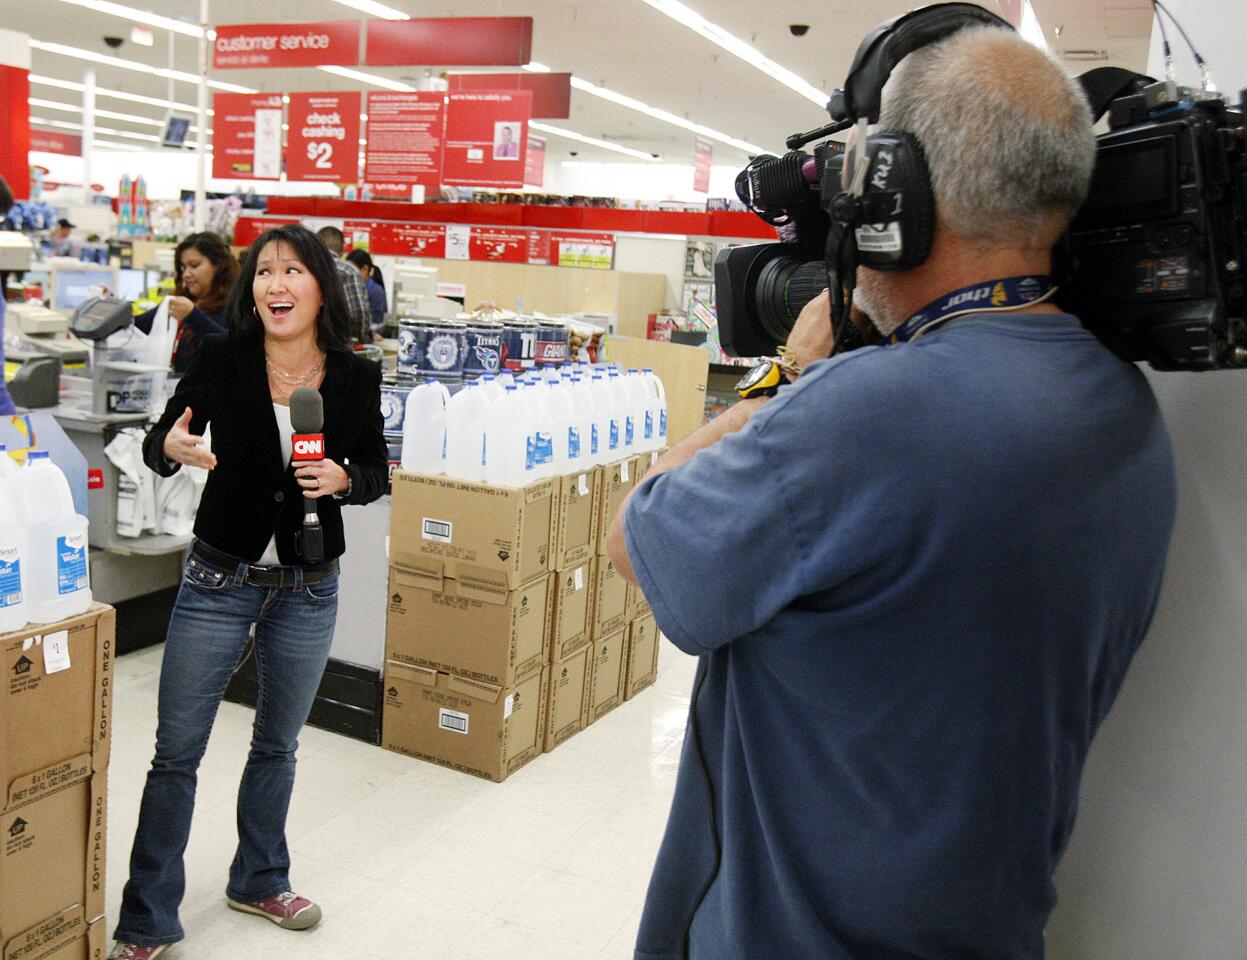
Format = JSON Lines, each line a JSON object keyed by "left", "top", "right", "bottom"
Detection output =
{"left": 789, "top": 24, "right": 810, "bottom": 37}
{"left": 103, "top": 36, "right": 124, "bottom": 48}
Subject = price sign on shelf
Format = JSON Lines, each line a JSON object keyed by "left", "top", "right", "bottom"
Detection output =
{"left": 286, "top": 92, "right": 361, "bottom": 183}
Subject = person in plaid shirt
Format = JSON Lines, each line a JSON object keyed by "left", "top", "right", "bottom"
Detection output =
{"left": 315, "top": 226, "right": 371, "bottom": 343}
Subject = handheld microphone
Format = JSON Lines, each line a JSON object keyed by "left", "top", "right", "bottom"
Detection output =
{"left": 289, "top": 386, "right": 325, "bottom": 563}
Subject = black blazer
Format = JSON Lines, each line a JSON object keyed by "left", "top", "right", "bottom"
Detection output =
{"left": 134, "top": 302, "right": 227, "bottom": 373}
{"left": 143, "top": 333, "right": 388, "bottom": 564}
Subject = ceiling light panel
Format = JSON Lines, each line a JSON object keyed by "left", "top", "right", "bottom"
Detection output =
{"left": 318, "top": 65, "right": 415, "bottom": 92}
{"left": 324, "top": 0, "right": 409, "bottom": 20}
{"left": 529, "top": 120, "right": 659, "bottom": 161}
{"left": 43, "top": 0, "right": 204, "bottom": 37}
{"left": 639, "top": 0, "right": 828, "bottom": 107}
{"left": 30, "top": 75, "right": 213, "bottom": 115}
{"left": 29, "top": 40, "right": 254, "bottom": 93}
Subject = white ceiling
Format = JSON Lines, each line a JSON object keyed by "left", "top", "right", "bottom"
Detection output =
{"left": 5, "top": 0, "right": 1155, "bottom": 167}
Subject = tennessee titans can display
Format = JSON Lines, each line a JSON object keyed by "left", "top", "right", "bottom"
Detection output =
{"left": 464, "top": 321, "right": 504, "bottom": 377}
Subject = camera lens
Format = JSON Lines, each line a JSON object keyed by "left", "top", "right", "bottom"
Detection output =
{"left": 755, "top": 257, "right": 828, "bottom": 345}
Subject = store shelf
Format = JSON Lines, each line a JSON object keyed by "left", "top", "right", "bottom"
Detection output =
{"left": 103, "top": 533, "right": 192, "bottom": 557}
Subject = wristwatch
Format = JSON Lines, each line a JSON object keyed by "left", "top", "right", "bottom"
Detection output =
{"left": 735, "top": 360, "right": 785, "bottom": 399}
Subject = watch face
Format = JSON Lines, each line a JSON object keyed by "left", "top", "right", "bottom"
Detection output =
{"left": 737, "top": 361, "right": 774, "bottom": 392}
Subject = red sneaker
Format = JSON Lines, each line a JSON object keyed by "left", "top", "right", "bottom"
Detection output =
{"left": 226, "top": 891, "right": 322, "bottom": 930}
{"left": 107, "top": 945, "right": 169, "bottom": 959}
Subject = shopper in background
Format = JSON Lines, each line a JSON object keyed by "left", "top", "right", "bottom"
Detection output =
{"left": 610, "top": 27, "right": 1176, "bottom": 960}
{"left": 344, "top": 247, "right": 388, "bottom": 337}
{"left": 0, "top": 178, "right": 17, "bottom": 415}
{"left": 109, "top": 224, "right": 387, "bottom": 960}
{"left": 314, "top": 225, "right": 371, "bottom": 343}
{"left": 49, "top": 217, "right": 75, "bottom": 256}
{"left": 133, "top": 232, "right": 237, "bottom": 374}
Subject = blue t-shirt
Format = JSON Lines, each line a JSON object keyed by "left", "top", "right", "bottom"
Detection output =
{"left": 624, "top": 312, "right": 1176, "bottom": 960}
{"left": 0, "top": 299, "right": 16, "bottom": 415}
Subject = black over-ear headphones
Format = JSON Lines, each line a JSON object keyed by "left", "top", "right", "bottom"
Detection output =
{"left": 812, "top": 3, "right": 1013, "bottom": 350}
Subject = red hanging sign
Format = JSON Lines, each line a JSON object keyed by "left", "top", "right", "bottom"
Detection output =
{"left": 233, "top": 215, "right": 299, "bottom": 247}
{"left": 30, "top": 130, "right": 81, "bottom": 156}
{"left": 469, "top": 227, "right": 529, "bottom": 264}
{"left": 693, "top": 137, "right": 713, "bottom": 194}
{"left": 448, "top": 73, "right": 571, "bottom": 119}
{"left": 363, "top": 91, "right": 445, "bottom": 189}
{"left": 442, "top": 91, "right": 531, "bottom": 189}
{"left": 213, "top": 21, "right": 360, "bottom": 69}
{"left": 524, "top": 135, "right": 546, "bottom": 188}
{"left": 286, "top": 92, "right": 361, "bottom": 183}
{"left": 365, "top": 17, "right": 533, "bottom": 67}
{"left": 212, "top": 93, "right": 284, "bottom": 180}
{"left": 370, "top": 222, "right": 448, "bottom": 258}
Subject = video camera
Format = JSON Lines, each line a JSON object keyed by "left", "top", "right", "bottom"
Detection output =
{"left": 716, "top": 3, "right": 1247, "bottom": 371}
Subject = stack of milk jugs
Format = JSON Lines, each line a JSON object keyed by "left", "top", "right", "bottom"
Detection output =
{"left": 0, "top": 445, "right": 109, "bottom": 960}
{"left": 381, "top": 363, "right": 666, "bottom": 781}
{"left": 399, "top": 363, "right": 667, "bottom": 481}
{"left": 0, "top": 446, "right": 93, "bottom": 633}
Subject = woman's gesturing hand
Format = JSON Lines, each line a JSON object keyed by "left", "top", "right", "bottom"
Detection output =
{"left": 162, "top": 407, "right": 217, "bottom": 470}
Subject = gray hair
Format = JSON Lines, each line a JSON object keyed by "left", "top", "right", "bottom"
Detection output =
{"left": 878, "top": 27, "right": 1096, "bottom": 245}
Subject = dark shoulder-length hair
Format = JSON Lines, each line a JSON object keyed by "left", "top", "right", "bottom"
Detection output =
{"left": 227, "top": 224, "right": 351, "bottom": 354}
{"left": 344, "top": 248, "right": 385, "bottom": 292}
{"left": 174, "top": 231, "right": 239, "bottom": 314}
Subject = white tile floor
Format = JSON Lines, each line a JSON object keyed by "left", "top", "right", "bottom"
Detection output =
{"left": 106, "top": 640, "right": 698, "bottom": 960}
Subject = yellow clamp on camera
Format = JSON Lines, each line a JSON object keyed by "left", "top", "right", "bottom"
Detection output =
{"left": 736, "top": 360, "right": 785, "bottom": 399}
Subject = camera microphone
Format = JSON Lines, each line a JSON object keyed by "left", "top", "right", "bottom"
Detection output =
{"left": 289, "top": 386, "right": 325, "bottom": 563}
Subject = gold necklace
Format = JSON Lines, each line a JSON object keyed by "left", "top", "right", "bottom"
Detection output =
{"left": 265, "top": 354, "right": 325, "bottom": 385}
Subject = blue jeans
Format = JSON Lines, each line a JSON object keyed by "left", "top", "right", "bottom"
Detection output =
{"left": 115, "top": 543, "right": 339, "bottom": 946}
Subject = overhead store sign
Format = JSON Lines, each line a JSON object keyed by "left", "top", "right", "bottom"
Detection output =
{"left": 448, "top": 73, "right": 571, "bottom": 119}
{"left": 30, "top": 130, "right": 81, "bottom": 156}
{"left": 365, "top": 17, "right": 533, "bottom": 67}
{"left": 363, "top": 91, "right": 446, "bottom": 191}
{"left": 524, "top": 136, "right": 545, "bottom": 188}
{"left": 442, "top": 91, "right": 532, "bottom": 190}
{"left": 693, "top": 137, "right": 713, "bottom": 194}
{"left": 212, "top": 93, "right": 284, "bottom": 180}
{"left": 286, "top": 92, "right": 361, "bottom": 183}
{"left": 213, "top": 21, "right": 361, "bottom": 69}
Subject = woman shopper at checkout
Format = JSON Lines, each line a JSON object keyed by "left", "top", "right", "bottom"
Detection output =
{"left": 109, "top": 224, "right": 388, "bottom": 960}
{"left": 133, "top": 232, "right": 239, "bottom": 374}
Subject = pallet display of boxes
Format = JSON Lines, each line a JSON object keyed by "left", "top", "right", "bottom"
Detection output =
{"left": 1, "top": 605, "right": 114, "bottom": 960}
{"left": 383, "top": 456, "right": 663, "bottom": 782}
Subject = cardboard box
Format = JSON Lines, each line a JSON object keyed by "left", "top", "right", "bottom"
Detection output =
{"left": 584, "top": 628, "right": 627, "bottom": 727}
{"left": 552, "top": 467, "right": 602, "bottom": 569}
{"left": 626, "top": 581, "right": 653, "bottom": 621}
{"left": 1, "top": 764, "right": 107, "bottom": 960}
{"left": 543, "top": 645, "right": 590, "bottom": 752}
{"left": 624, "top": 612, "right": 660, "bottom": 700}
{"left": 591, "top": 556, "right": 630, "bottom": 640}
{"left": 386, "top": 568, "right": 551, "bottom": 688}
{"left": 11, "top": 915, "right": 105, "bottom": 960}
{"left": 382, "top": 661, "right": 549, "bottom": 783}
{"left": 390, "top": 472, "right": 557, "bottom": 594}
{"left": 1, "top": 605, "right": 114, "bottom": 807}
{"left": 549, "top": 559, "right": 595, "bottom": 661}
{"left": 594, "top": 458, "right": 638, "bottom": 555}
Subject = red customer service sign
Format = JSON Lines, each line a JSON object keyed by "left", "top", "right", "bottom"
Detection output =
{"left": 364, "top": 92, "right": 446, "bottom": 190}
{"left": 212, "top": 93, "right": 284, "bottom": 180}
{"left": 213, "top": 21, "right": 360, "bottom": 69}
{"left": 366, "top": 17, "right": 532, "bottom": 67}
{"left": 286, "top": 92, "right": 361, "bottom": 183}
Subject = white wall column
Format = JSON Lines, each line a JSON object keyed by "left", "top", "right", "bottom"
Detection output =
{"left": 81, "top": 68, "right": 95, "bottom": 194}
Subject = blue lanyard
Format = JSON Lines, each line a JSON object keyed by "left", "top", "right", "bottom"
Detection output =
{"left": 891, "top": 275, "right": 1056, "bottom": 344}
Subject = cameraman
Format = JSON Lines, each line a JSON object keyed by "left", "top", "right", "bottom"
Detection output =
{"left": 609, "top": 26, "right": 1177, "bottom": 960}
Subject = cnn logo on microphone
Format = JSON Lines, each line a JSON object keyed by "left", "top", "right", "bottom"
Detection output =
{"left": 292, "top": 434, "right": 325, "bottom": 461}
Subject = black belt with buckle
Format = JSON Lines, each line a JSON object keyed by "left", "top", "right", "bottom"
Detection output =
{"left": 191, "top": 540, "right": 339, "bottom": 588}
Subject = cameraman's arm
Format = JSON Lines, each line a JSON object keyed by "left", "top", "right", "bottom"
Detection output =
{"left": 608, "top": 395, "right": 769, "bottom": 585}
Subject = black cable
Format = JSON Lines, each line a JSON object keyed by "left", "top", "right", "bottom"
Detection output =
{"left": 1150, "top": 0, "right": 1174, "bottom": 76}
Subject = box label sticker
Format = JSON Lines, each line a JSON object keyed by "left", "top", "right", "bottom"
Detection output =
{"left": 578, "top": 473, "right": 589, "bottom": 497}
{"left": 56, "top": 534, "right": 88, "bottom": 595}
{"left": 620, "top": 459, "right": 630, "bottom": 482}
{"left": 503, "top": 693, "right": 515, "bottom": 719}
{"left": 574, "top": 567, "right": 584, "bottom": 591}
{"left": 651, "top": 451, "right": 659, "bottom": 467}
{"left": 422, "top": 518, "right": 453, "bottom": 544}
{"left": 42, "top": 630, "right": 71, "bottom": 674}
{"left": 438, "top": 707, "right": 469, "bottom": 734}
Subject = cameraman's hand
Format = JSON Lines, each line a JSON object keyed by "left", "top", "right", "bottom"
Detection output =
{"left": 785, "top": 289, "right": 835, "bottom": 374}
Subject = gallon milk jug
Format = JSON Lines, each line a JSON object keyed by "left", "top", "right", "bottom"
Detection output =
{"left": 444, "top": 382, "right": 489, "bottom": 482}
{"left": 642, "top": 367, "right": 668, "bottom": 449}
{"left": 484, "top": 386, "right": 528, "bottom": 487}
{"left": 542, "top": 379, "right": 579, "bottom": 473}
{"left": 0, "top": 451, "right": 27, "bottom": 632}
{"left": 23, "top": 451, "right": 91, "bottom": 624}
{"left": 606, "top": 368, "right": 636, "bottom": 455}
{"left": 401, "top": 380, "right": 450, "bottom": 474}
{"left": 589, "top": 372, "right": 616, "bottom": 463}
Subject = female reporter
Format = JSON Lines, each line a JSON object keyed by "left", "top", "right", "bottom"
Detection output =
{"left": 134, "top": 232, "right": 238, "bottom": 373}
{"left": 109, "top": 224, "right": 387, "bottom": 960}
